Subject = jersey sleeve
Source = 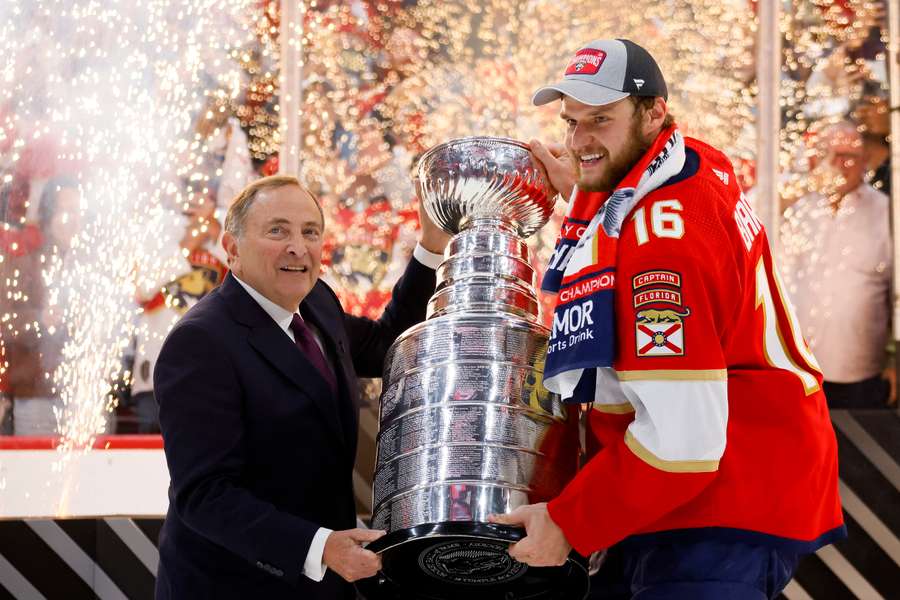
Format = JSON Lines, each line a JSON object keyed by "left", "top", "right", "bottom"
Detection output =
{"left": 548, "top": 178, "right": 744, "bottom": 555}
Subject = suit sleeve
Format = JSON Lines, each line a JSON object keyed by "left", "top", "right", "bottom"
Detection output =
{"left": 342, "top": 256, "right": 437, "bottom": 377}
{"left": 155, "top": 322, "right": 318, "bottom": 586}
{"left": 548, "top": 190, "right": 742, "bottom": 555}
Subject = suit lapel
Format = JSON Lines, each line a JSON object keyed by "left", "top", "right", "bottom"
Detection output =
{"left": 221, "top": 275, "right": 346, "bottom": 447}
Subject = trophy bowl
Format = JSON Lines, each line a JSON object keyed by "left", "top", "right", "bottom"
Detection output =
{"left": 358, "top": 137, "right": 587, "bottom": 600}
{"left": 416, "top": 136, "right": 554, "bottom": 237}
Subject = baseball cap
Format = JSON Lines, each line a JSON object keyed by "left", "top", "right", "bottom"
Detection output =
{"left": 532, "top": 39, "right": 668, "bottom": 107}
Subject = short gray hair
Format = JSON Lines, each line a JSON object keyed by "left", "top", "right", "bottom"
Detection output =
{"left": 224, "top": 175, "right": 323, "bottom": 237}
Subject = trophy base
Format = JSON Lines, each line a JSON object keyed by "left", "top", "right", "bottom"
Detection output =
{"left": 356, "top": 522, "right": 589, "bottom": 600}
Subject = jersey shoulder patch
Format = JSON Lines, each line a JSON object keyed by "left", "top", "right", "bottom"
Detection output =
{"left": 632, "top": 269, "right": 690, "bottom": 357}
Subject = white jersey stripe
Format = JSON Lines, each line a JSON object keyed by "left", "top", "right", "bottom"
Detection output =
{"left": 621, "top": 379, "right": 728, "bottom": 469}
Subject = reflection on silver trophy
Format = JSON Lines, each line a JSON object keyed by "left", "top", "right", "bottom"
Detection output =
{"left": 358, "top": 137, "right": 588, "bottom": 600}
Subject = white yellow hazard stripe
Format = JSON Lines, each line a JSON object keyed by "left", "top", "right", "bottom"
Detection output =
{"left": 616, "top": 370, "right": 728, "bottom": 473}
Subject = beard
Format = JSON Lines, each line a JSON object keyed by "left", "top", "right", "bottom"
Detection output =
{"left": 574, "top": 117, "right": 653, "bottom": 192}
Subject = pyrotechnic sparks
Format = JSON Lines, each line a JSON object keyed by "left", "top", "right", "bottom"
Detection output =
{"left": 0, "top": 0, "right": 260, "bottom": 469}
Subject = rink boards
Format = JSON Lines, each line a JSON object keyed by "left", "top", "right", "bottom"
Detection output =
{"left": 0, "top": 410, "right": 896, "bottom": 599}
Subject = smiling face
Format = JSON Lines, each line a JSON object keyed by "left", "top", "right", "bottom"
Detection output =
{"left": 561, "top": 96, "right": 659, "bottom": 192}
{"left": 223, "top": 184, "right": 324, "bottom": 311}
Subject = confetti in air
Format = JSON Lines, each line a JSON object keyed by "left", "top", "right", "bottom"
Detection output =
{"left": 0, "top": 0, "right": 884, "bottom": 510}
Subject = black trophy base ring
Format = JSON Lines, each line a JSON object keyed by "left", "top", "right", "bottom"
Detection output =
{"left": 356, "top": 522, "right": 589, "bottom": 600}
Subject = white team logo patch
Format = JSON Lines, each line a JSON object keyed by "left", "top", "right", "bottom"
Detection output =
{"left": 636, "top": 319, "right": 684, "bottom": 356}
{"left": 633, "top": 78, "right": 645, "bottom": 89}
{"left": 712, "top": 169, "right": 729, "bottom": 186}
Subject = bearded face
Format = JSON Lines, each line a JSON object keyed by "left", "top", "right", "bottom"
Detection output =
{"left": 562, "top": 96, "right": 654, "bottom": 192}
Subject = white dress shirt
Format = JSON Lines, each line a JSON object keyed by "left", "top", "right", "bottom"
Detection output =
{"left": 412, "top": 243, "right": 444, "bottom": 270}
{"left": 779, "top": 184, "right": 892, "bottom": 383}
{"left": 231, "top": 244, "right": 442, "bottom": 582}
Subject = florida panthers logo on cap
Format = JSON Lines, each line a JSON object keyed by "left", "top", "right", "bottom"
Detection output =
{"left": 565, "top": 48, "right": 606, "bottom": 76}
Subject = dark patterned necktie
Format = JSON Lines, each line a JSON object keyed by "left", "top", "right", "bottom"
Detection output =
{"left": 290, "top": 314, "right": 337, "bottom": 394}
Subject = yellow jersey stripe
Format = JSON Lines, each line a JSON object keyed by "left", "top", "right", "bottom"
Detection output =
{"left": 592, "top": 402, "right": 635, "bottom": 414}
{"left": 625, "top": 431, "right": 720, "bottom": 473}
{"left": 616, "top": 369, "right": 727, "bottom": 382}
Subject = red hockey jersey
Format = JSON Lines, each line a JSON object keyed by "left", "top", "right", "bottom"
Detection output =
{"left": 547, "top": 137, "right": 846, "bottom": 556}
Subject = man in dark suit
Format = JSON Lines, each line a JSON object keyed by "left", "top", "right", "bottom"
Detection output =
{"left": 154, "top": 175, "right": 449, "bottom": 599}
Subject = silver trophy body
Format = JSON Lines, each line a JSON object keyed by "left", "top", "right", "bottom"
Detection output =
{"left": 359, "top": 138, "right": 587, "bottom": 600}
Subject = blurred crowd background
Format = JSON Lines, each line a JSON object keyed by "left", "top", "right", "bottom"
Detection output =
{"left": 0, "top": 0, "right": 895, "bottom": 441}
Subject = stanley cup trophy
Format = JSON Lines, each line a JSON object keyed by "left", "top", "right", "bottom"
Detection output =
{"left": 357, "top": 137, "right": 589, "bottom": 600}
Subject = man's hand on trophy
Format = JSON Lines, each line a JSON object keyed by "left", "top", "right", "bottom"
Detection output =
{"left": 529, "top": 139, "right": 575, "bottom": 202}
{"left": 416, "top": 184, "right": 452, "bottom": 255}
{"left": 322, "top": 528, "right": 386, "bottom": 582}
{"left": 488, "top": 502, "right": 572, "bottom": 567}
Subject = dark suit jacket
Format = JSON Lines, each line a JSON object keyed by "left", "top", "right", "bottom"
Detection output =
{"left": 154, "top": 258, "right": 435, "bottom": 600}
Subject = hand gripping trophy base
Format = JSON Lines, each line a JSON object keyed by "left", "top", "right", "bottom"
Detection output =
{"left": 357, "top": 138, "right": 588, "bottom": 600}
{"left": 358, "top": 522, "right": 588, "bottom": 600}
